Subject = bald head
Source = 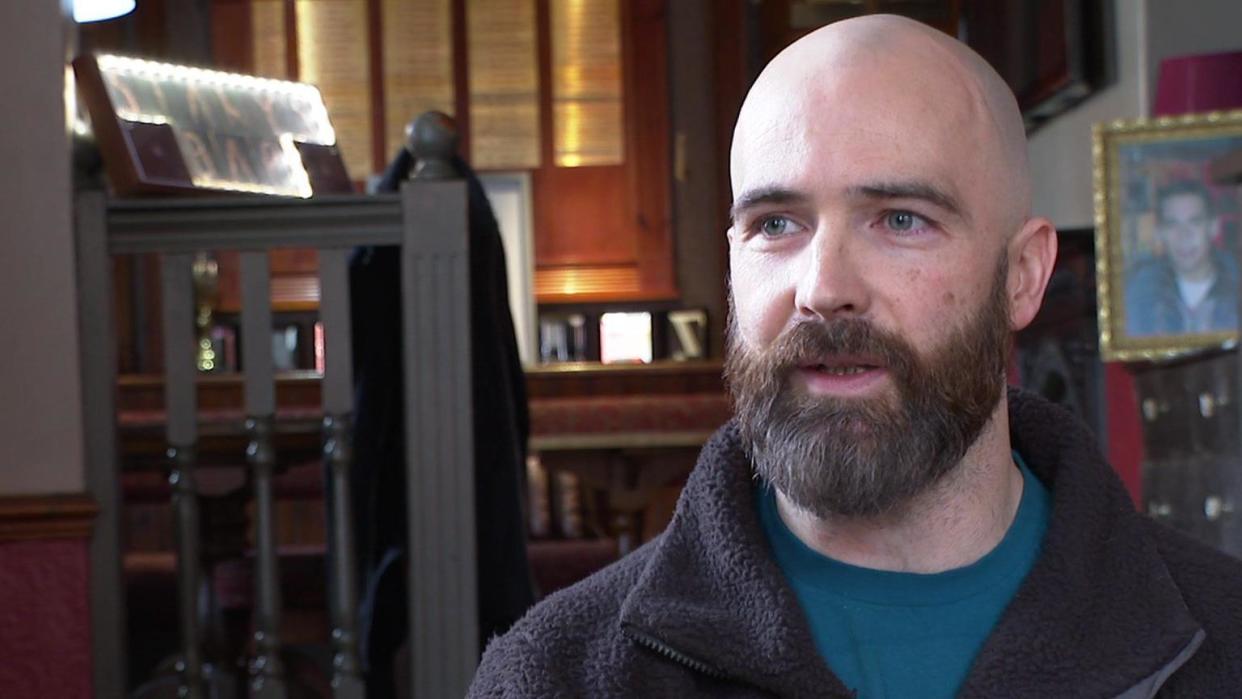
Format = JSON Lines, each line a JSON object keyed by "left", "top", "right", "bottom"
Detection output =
{"left": 724, "top": 17, "right": 1060, "bottom": 530}
{"left": 731, "top": 15, "right": 1031, "bottom": 235}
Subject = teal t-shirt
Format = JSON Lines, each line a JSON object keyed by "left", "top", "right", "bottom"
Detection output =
{"left": 757, "top": 454, "right": 1050, "bottom": 699}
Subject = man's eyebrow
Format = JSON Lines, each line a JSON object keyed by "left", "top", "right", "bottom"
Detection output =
{"left": 851, "top": 181, "right": 968, "bottom": 222}
{"left": 729, "top": 187, "right": 812, "bottom": 225}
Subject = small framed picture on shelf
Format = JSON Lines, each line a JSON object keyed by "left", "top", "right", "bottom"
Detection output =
{"left": 207, "top": 323, "right": 238, "bottom": 372}
{"left": 666, "top": 309, "right": 708, "bottom": 361}
{"left": 272, "top": 323, "right": 302, "bottom": 372}
{"left": 538, "top": 313, "right": 587, "bottom": 363}
{"left": 1093, "top": 109, "right": 1242, "bottom": 361}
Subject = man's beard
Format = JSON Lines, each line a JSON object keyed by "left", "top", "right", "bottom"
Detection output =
{"left": 724, "top": 256, "right": 1012, "bottom": 519}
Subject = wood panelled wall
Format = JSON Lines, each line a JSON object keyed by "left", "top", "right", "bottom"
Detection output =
{"left": 207, "top": 0, "right": 676, "bottom": 304}
{"left": 81, "top": 0, "right": 753, "bottom": 371}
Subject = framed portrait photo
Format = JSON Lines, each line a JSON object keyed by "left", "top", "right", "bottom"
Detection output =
{"left": 1093, "top": 110, "right": 1242, "bottom": 362}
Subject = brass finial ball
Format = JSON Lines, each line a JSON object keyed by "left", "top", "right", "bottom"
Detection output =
{"left": 405, "top": 111, "right": 459, "bottom": 180}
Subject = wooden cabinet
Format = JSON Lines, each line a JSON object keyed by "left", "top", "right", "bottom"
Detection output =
{"left": 530, "top": 0, "right": 675, "bottom": 303}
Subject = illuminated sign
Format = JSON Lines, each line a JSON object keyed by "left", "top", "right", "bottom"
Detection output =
{"left": 74, "top": 54, "right": 351, "bottom": 197}
{"left": 599, "top": 312, "right": 652, "bottom": 364}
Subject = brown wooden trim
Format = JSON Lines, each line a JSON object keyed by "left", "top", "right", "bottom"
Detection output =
{"left": 118, "top": 371, "right": 324, "bottom": 414}
{"left": 535, "top": 288, "right": 678, "bottom": 305}
{"left": 535, "top": 0, "right": 554, "bottom": 169}
{"left": 0, "top": 494, "right": 98, "bottom": 543}
{"left": 116, "top": 362, "right": 724, "bottom": 407}
{"left": 284, "top": 0, "right": 299, "bottom": 81}
{"left": 209, "top": 0, "right": 255, "bottom": 73}
{"left": 531, "top": 430, "right": 713, "bottom": 451}
{"left": 526, "top": 358, "right": 721, "bottom": 376}
{"left": 525, "top": 358, "right": 725, "bottom": 398}
{"left": 451, "top": 0, "right": 471, "bottom": 161}
{"left": 628, "top": 0, "right": 676, "bottom": 299}
{"left": 72, "top": 55, "right": 143, "bottom": 196}
{"left": 367, "top": 0, "right": 386, "bottom": 172}
{"left": 713, "top": 0, "right": 745, "bottom": 232}
{"left": 713, "top": 0, "right": 748, "bottom": 340}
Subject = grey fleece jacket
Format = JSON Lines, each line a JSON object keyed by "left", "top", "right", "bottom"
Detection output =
{"left": 470, "top": 390, "right": 1242, "bottom": 697}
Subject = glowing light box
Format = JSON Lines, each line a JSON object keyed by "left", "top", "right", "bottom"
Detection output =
{"left": 599, "top": 311, "right": 652, "bottom": 364}
{"left": 74, "top": 54, "right": 352, "bottom": 197}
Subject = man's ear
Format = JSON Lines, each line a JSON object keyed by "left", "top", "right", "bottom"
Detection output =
{"left": 1007, "top": 217, "right": 1058, "bottom": 331}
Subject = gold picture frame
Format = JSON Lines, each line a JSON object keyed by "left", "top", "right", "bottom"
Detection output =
{"left": 1093, "top": 109, "right": 1242, "bottom": 362}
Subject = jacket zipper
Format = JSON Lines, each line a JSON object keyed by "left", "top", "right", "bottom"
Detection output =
{"left": 622, "top": 625, "right": 729, "bottom": 681}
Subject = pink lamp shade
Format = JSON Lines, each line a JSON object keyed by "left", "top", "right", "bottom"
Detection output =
{"left": 1153, "top": 51, "right": 1242, "bottom": 117}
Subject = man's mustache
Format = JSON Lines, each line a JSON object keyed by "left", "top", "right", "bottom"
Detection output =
{"left": 765, "top": 319, "right": 917, "bottom": 379}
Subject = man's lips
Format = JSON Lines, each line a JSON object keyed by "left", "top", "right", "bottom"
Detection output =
{"left": 798, "top": 356, "right": 885, "bottom": 376}
{"left": 794, "top": 356, "right": 888, "bottom": 395}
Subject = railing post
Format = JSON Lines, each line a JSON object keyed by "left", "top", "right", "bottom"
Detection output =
{"left": 240, "top": 250, "right": 288, "bottom": 698}
{"left": 318, "top": 247, "right": 365, "bottom": 699}
{"left": 96, "top": 193, "right": 431, "bottom": 696}
{"left": 160, "top": 251, "right": 205, "bottom": 699}
{"left": 166, "top": 444, "right": 205, "bottom": 698}
{"left": 400, "top": 174, "right": 476, "bottom": 697}
{"left": 75, "top": 190, "right": 129, "bottom": 699}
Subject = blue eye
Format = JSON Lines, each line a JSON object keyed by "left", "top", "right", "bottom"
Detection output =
{"left": 759, "top": 216, "right": 793, "bottom": 237}
{"left": 884, "top": 210, "right": 927, "bottom": 233}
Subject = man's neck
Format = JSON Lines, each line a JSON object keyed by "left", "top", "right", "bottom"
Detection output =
{"left": 773, "top": 406, "right": 1024, "bottom": 574}
{"left": 1176, "top": 261, "right": 1216, "bottom": 286}
{"left": 1176, "top": 268, "right": 1217, "bottom": 309}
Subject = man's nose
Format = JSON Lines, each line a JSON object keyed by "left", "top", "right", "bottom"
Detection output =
{"left": 793, "top": 228, "right": 870, "bottom": 321}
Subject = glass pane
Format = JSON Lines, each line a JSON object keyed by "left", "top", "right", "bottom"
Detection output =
{"left": 382, "top": 0, "right": 455, "bottom": 159}
{"left": 467, "top": 0, "right": 540, "bottom": 169}
{"left": 551, "top": 0, "right": 624, "bottom": 167}
{"left": 297, "top": 0, "right": 372, "bottom": 178}
{"left": 93, "top": 54, "right": 334, "bottom": 197}
{"left": 251, "top": 0, "right": 287, "bottom": 79}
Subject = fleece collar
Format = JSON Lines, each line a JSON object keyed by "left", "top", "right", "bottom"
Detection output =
{"left": 619, "top": 389, "right": 1203, "bottom": 698}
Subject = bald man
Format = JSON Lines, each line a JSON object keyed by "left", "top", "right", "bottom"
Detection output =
{"left": 469, "top": 15, "right": 1242, "bottom": 698}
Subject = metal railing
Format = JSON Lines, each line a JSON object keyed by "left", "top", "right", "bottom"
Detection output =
{"left": 77, "top": 169, "right": 477, "bottom": 698}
